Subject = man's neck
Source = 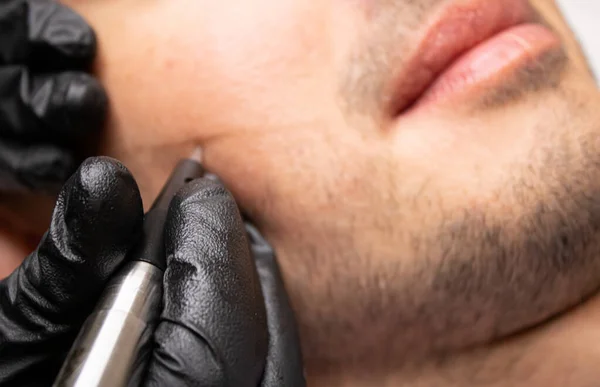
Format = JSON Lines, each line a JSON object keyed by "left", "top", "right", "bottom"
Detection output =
{"left": 0, "top": 192, "right": 54, "bottom": 278}
{"left": 0, "top": 192, "right": 55, "bottom": 235}
{"left": 0, "top": 224, "right": 35, "bottom": 278}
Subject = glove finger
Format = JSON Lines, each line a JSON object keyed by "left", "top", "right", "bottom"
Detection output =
{"left": 0, "top": 157, "right": 143, "bottom": 385}
{"left": 0, "top": 140, "right": 74, "bottom": 194}
{"left": 144, "top": 178, "right": 268, "bottom": 387}
{"left": 0, "top": 0, "right": 96, "bottom": 69}
{"left": 0, "top": 67, "right": 107, "bottom": 141}
{"left": 245, "top": 224, "right": 306, "bottom": 387}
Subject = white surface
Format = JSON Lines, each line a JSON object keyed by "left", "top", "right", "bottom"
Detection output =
{"left": 557, "top": 0, "right": 600, "bottom": 79}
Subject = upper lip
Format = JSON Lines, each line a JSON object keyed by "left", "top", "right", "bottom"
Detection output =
{"left": 388, "top": 0, "right": 536, "bottom": 115}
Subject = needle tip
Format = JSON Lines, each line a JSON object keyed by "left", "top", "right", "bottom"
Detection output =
{"left": 188, "top": 147, "right": 203, "bottom": 163}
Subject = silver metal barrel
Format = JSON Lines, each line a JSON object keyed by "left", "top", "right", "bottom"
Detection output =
{"left": 53, "top": 261, "right": 163, "bottom": 387}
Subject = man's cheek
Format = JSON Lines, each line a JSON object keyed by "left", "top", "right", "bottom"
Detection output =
{"left": 169, "top": 2, "right": 336, "bottom": 130}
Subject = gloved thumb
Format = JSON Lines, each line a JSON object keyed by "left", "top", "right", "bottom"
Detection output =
{"left": 0, "top": 156, "right": 144, "bottom": 385}
{"left": 144, "top": 178, "right": 268, "bottom": 387}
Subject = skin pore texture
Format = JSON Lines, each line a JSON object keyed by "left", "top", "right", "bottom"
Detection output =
{"left": 3, "top": 0, "right": 600, "bottom": 385}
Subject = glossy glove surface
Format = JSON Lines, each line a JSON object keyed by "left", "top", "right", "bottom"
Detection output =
{"left": 143, "top": 178, "right": 306, "bottom": 387}
{"left": 0, "top": 157, "right": 144, "bottom": 386}
{"left": 0, "top": 0, "right": 107, "bottom": 193}
{"left": 0, "top": 157, "right": 305, "bottom": 386}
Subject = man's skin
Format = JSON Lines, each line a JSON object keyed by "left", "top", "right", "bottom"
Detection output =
{"left": 2, "top": 0, "right": 600, "bottom": 385}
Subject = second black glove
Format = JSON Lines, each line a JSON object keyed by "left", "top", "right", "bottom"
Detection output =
{"left": 0, "top": 0, "right": 107, "bottom": 194}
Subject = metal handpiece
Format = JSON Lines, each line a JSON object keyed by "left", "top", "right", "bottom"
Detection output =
{"left": 53, "top": 261, "right": 163, "bottom": 387}
{"left": 53, "top": 151, "right": 205, "bottom": 387}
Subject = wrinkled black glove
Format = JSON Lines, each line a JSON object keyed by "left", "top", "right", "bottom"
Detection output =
{"left": 143, "top": 177, "right": 306, "bottom": 387}
{"left": 0, "top": 157, "right": 305, "bottom": 387}
{"left": 0, "top": 0, "right": 107, "bottom": 194}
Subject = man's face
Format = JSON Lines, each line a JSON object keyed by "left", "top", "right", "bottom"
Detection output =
{"left": 65, "top": 0, "right": 600, "bottom": 372}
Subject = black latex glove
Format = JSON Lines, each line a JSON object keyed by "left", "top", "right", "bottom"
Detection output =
{"left": 0, "top": 0, "right": 107, "bottom": 194}
{"left": 0, "top": 157, "right": 144, "bottom": 386}
{"left": 0, "top": 157, "right": 305, "bottom": 387}
{"left": 143, "top": 177, "right": 306, "bottom": 387}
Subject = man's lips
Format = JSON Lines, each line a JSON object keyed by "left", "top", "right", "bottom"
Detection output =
{"left": 388, "top": 0, "right": 558, "bottom": 115}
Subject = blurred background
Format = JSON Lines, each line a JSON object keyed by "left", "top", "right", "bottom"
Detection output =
{"left": 557, "top": 0, "right": 600, "bottom": 80}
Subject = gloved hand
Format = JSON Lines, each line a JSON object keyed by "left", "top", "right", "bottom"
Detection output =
{"left": 0, "top": 157, "right": 305, "bottom": 387}
{"left": 0, "top": 0, "right": 107, "bottom": 194}
{"left": 143, "top": 177, "right": 306, "bottom": 387}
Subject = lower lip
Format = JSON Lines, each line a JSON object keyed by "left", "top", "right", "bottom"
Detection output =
{"left": 412, "top": 23, "right": 561, "bottom": 109}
